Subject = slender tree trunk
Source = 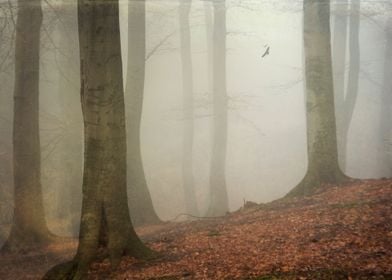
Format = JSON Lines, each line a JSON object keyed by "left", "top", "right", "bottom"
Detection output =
{"left": 204, "top": 0, "right": 213, "bottom": 94}
{"left": 380, "top": 17, "right": 392, "bottom": 175}
{"left": 207, "top": 0, "right": 229, "bottom": 216}
{"left": 332, "top": 0, "right": 348, "bottom": 171}
{"left": 287, "top": 0, "right": 346, "bottom": 198}
{"left": 2, "top": 0, "right": 52, "bottom": 252}
{"left": 179, "top": 0, "right": 199, "bottom": 216}
{"left": 43, "top": 1, "right": 153, "bottom": 278}
{"left": 126, "top": 0, "right": 161, "bottom": 227}
{"left": 340, "top": 0, "right": 360, "bottom": 171}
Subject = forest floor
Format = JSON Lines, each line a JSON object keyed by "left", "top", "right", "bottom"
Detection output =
{"left": 0, "top": 179, "right": 391, "bottom": 280}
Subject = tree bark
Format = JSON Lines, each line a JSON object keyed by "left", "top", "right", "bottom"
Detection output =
{"left": 55, "top": 1, "right": 83, "bottom": 236}
{"left": 179, "top": 0, "right": 199, "bottom": 216}
{"left": 340, "top": 0, "right": 360, "bottom": 171}
{"left": 380, "top": 17, "right": 392, "bottom": 175}
{"left": 332, "top": 0, "right": 348, "bottom": 171}
{"left": 287, "top": 0, "right": 346, "bottom": 198}
{"left": 43, "top": 1, "right": 154, "bottom": 278}
{"left": 204, "top": 0, "right": 213, "bottom": 95}
{"left": 207, "top": 0, "right": 229, "bottom": 216}
{"left": 125, "top": 0, "right": 161, "bottom": 227}
{"left": 2, "top": 0, "right": 52, "bottom": 252}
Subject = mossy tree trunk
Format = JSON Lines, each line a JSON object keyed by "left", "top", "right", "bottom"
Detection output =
{"left": 125, "top": 0, "right": 161, "bottom": 227}
{"left": 207, "top": 0, "right": 229, "bottom": 216}
{"left": 179, "top": 0, "right": 199, "bottom": 216}
{"left": 43, "top": 0, "right": 153, "bottom": 278}
{"left": 2, "top": 0, "right": 52, "bottom": 253}
{"left": 286, "top": 0, "right": 346, "bottom": 198}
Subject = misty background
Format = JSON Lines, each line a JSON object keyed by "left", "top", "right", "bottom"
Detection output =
{"left": 0, "top": 0, "right": 391, "bottom": 238}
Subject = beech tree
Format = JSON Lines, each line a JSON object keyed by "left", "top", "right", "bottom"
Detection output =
{"left": 2, "top": 0, "right": 53, "bottom": 252}
{"left": 179, "top": 0, "right": 199, "bottom": 216}
{"left": 332, "top": 0, "right": 348, "bottom": 170}
{"left": 339, "top": 0, "right": 361, "bottom": 171}
{"left": 52, "top": 1, "right": 83, "bottom": 236}
{"left": 331, "top": 0, "right": 361, "bottom": 173}
{"left": 43, "top": 0, "right": 153, "bottom": 278}
{"left": 126, "top": 0, "right": 161, "bottom": 226}
{"left": 287, "top": 0, "right": 347, "bottom": 197}
{"left": 380, "top": 16, "right": 392, "bottom": 174}
{"left": 206, "top": 0, "right": 229, "bottom": 216}
{"left": 0, "top": 1, "right": 15, "bottom": 242}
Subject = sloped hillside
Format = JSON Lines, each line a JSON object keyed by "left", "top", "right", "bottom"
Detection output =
{"left": 0, "top": 179, "right": 391, "bottom": 280}
{"left": 91, "top": 179, "right": 392, "bottom": 279}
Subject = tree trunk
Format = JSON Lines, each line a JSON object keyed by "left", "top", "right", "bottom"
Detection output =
{"left": 332, "top": 0, "right": 348, "bottom": 171}
{"left": 207, "top": 0, "right": 229, "bottom": 216}
{"left": 340, "top": 0, "right": 360, "bottom": 171}
{"left": 55, "top": 1, "right": 83, "bottom": 236}
{"left": 2, "top": 0, "right": 52, "bottom": 252}
{"left": 380, "top": 17, "right": 392, "bottom": 175}
{"left": 125, "top": 0, "right": 161, "bottom": 227}
{"left": 179, "top": 0, "right": 199, "bottom": 216}
{"left": 286, "top": 0, "right": 346, "bottom": 198}
{"left": 204, "top": 0, "right": 213, "bottom": 95}
{"left": 43, "top": 1, "right": 153, "bottom": 278}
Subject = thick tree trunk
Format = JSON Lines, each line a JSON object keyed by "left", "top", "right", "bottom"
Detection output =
{"left": 2, "top": 0, "right": 52, "bottom": 252}
{"left": 125, "top": 0, "right": 161, "bottom": 227}
{"left": 332, "top": 0, "right": 348, "bottom": 171}
{"left": 43, "top": 1, "right": 153, "bottom": 278}
{"left": 207, "top": 0, "right": 229, "bottom": 216}
{"left": 287, "top": 0, "right": 346, "bottom": 198}
{"left": 55, "top": 1, "right": 83, "bottom": 236}
{"left": 380, "top": 17, "right": 392, "bottom": 175}
{"left": 340, "top": 0, "right": 360, "bottom": 171}
{"left": 179, "top": 0, "right": 199, "bottom": 216}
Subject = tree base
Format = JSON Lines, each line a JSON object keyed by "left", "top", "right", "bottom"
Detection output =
{"left": 131, "top": 212, "right": 162, "bottom": 228}
{"left": 42, "top": 240, "right": 158, "bottom": 280}
{"left": 205, "top": 205, "right": 229, "bottom": 218}
{"left": 0, "top": 229, "right": 58, "bottom": 254}
{"left": 42, "top": 260, "right": 80, "bottom": 280}
{"left": 285, "top": 170, "right": 350, "bottom": 198}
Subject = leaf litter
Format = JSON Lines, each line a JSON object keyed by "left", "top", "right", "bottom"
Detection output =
{"left": 0, "top": 179, "right": 391, "bottom": 280}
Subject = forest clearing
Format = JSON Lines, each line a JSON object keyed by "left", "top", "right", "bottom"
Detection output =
{"left": 1, "top": 179, "right": 391, "bottom": 279}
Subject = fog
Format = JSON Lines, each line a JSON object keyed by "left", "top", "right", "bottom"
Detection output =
{"left": 0, "top": 0, "right": 391, "bottom": 240}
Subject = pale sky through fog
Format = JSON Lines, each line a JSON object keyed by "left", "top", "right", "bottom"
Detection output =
{"left": 109, "top": 0, "right": 390, "bottom": 219}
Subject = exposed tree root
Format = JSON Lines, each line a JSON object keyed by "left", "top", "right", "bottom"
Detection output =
{"left": 42, "top": 241, "right": 158, "bottom": 280}
{"left": 42, "top": 260, "right": 79, "bottom": 280}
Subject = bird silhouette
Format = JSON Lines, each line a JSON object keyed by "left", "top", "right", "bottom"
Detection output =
{"left": 262, "top": 46, "right": 270, "bottom": 58}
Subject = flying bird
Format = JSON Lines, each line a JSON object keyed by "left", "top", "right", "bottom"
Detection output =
{"left": 261, "top": 46, "right": 270, "bottom": 58}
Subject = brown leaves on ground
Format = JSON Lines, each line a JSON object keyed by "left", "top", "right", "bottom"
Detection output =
{"left": 0, "top": 239, "right": 77, "bottom": 280}
{"left": 0, "top": 179, "right": 391, "bottom": 279}
{"left": 91, "top": 179, "right": 392, "bottom": 280}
